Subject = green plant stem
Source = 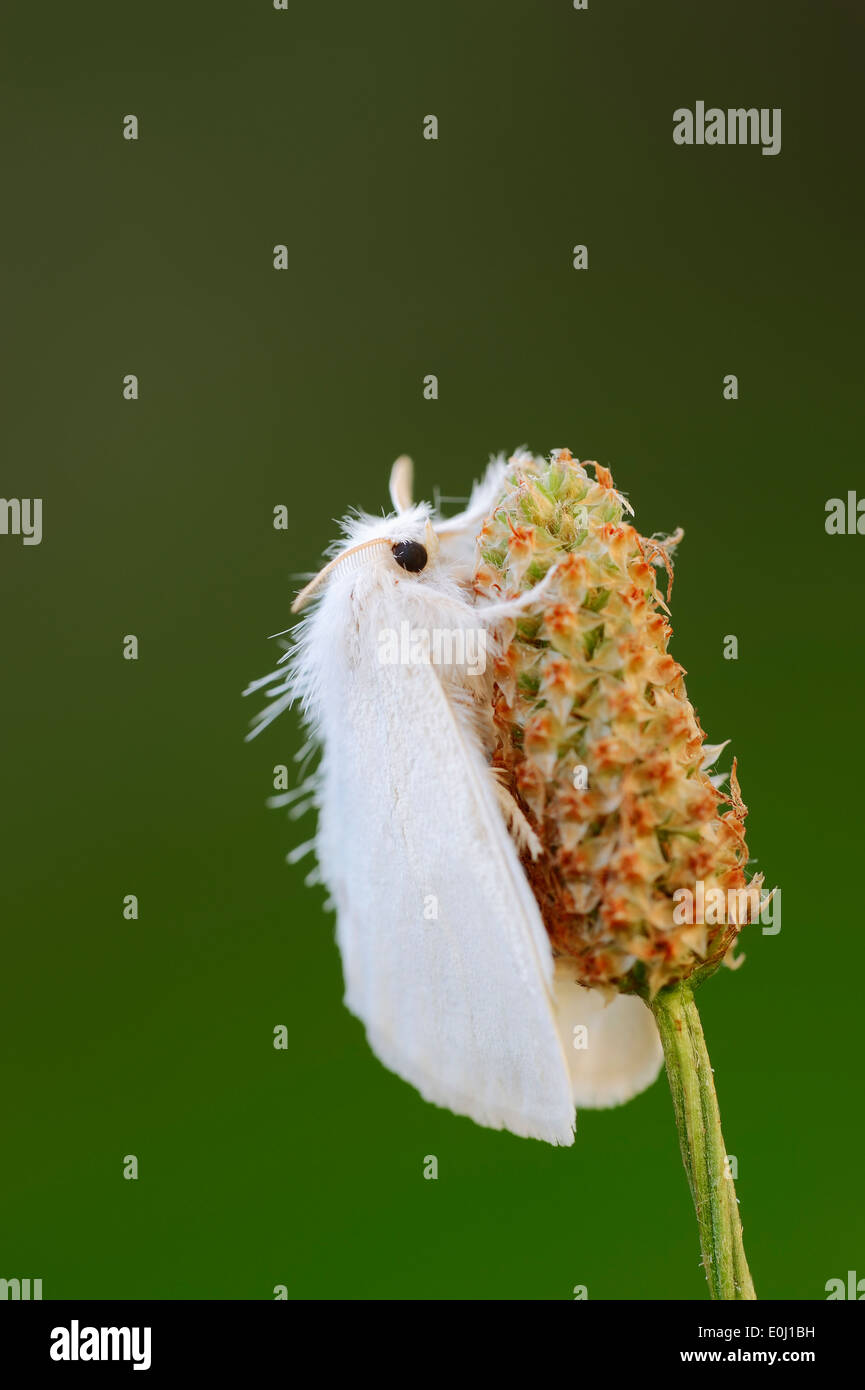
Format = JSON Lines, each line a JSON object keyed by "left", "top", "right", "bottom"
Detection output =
{"left": 650, "top": 981, "right": 756, "bottom": 1300}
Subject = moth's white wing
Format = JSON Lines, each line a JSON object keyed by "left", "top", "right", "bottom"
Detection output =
{"left": 434, "top": 455, "right": 510, "bottom": 573}
{"left": 552, "top": 959, "right": 663, "bottom": 1108}
{"left": 313, "top": 587, "right": 576, "bottom": 1145}
{"left": 434, "top": 454, "right": 509, "bottom": 535}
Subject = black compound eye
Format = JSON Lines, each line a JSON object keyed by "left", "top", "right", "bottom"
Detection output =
{"left": 391, "top": 540, "right": 428, "bottom": 573}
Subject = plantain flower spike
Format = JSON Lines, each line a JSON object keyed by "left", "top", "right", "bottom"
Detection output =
{"left": 476, "top": 448, "right": 763, "bottom": 998}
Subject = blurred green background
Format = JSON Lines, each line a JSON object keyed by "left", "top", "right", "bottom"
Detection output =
{"left": 1, "top": 0, "right": 862, "bottom": 1300}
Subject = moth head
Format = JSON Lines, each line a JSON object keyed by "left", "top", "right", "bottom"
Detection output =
{"left": 391, "top": 517, "right": 440, "bottom": 573}
{"left": 291, "top": 459, "right": 441, "bottom": 613}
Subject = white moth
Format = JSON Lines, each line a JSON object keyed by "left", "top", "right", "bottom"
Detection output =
{"left": 246, "top": 456, "right": 662, "bottom": 1145}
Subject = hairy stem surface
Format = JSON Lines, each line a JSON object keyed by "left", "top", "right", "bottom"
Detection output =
{"left": 651, "top": 981, "right": 756, "bottom": 1300}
